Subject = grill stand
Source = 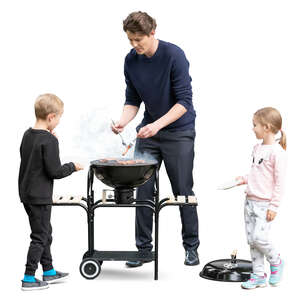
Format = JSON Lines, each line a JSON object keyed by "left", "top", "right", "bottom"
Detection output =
{"left": 52, "top": 165, "right": 198, "bottom": 280}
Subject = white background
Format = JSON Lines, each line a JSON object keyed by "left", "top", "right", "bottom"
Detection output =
{"left": 0, "top": 0, "right": 299, "bottom": 299}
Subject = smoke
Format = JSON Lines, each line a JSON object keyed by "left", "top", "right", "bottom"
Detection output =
{"left": 61, "top": 106, "right": 158, "bottom": 166}
{"left": 134, "top": 150, "right": 158, "bottom": 163}
{"left": 70, "top": 107, "right": 136, "bottom": 163}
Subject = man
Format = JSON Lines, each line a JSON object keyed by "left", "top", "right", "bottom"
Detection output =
{"left": 112, "top": 11, "right": 199, "bottom": 267}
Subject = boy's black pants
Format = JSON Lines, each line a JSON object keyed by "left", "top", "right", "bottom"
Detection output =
{"left": 23, "top": 204, "right": 53, "bottom": 276}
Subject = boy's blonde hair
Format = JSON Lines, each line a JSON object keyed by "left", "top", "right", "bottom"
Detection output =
{"left": 34, "top": 93, "right": 64, "bottom": 120}
{"left": 254, "top": 107, "right": 287, "bottom": 150}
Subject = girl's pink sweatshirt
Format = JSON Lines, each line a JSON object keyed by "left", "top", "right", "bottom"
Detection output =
{"left": 243, "top": 143, "right": 287, "bottom": 212}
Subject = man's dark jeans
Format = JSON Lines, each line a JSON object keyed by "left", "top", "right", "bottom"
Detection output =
{"left": 134, "top": 129, "right": 199, "bottom": 253}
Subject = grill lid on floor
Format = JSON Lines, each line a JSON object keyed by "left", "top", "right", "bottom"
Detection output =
{"left": 199, "top": 250, "right": 252, "bottom": 282}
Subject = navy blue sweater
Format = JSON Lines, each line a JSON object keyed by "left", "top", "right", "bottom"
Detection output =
{"left": 124, "top": 40, "right": 196, "bottom": 131}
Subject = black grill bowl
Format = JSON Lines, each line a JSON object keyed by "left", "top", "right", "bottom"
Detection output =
{"left": 90, "top": 159, "right": 158, "bottom": 189}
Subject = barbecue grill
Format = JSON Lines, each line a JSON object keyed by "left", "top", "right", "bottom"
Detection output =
{"left": 90, "top": 158, "right": 157, "bottom": 204}
{"left": 52, "top": 158, "right": 198, "bottom": 280}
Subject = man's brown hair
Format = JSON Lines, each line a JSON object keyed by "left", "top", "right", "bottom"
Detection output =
{"left": 123, "top": 11, "right": 157, "bottom": 35}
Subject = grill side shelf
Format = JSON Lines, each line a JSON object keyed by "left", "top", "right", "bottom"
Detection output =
{"left": 158, "top": 196, "right": 198, "bottom": 211}
{"left": 52, "top": 196, "right": 88, "bottom": 213}
{"left": 92, "top": 201, "right": 155, "bottom": 212}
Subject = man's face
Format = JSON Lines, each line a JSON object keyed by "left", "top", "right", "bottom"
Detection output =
{"left": 126, "top": 31, "right": 155, "bottom": 55}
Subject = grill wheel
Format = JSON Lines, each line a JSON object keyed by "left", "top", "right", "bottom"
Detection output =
{"left": 79, "top": 258, "right": 102, "bottom": 280}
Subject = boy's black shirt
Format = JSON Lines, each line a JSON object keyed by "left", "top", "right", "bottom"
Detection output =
{"left": 18, "top": 128, "right": 76, "bottom": 204}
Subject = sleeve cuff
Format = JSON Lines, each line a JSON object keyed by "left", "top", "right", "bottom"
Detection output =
{"left": 124, "top": 101, "right": 141, "bottom": 108}
{"left": 242, "top": 175, "right": 248, "bottom": 184}
{"left": 177, "top": 100, "right": 191, "bottom": 111}
{"left": 70, "top": 162, "right": 76, "bottom": 173}
{"left": 268, "top": 203, "right": 279, "bottom": 212}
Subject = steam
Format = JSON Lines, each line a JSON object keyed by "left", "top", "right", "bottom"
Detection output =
{"left": 134, "top": 150, "right": 158, "bottom": 164}
{"left": 63, "top": 107, "right": 158, "bottom": 165}
{"left": 70, "top": 108, "right": 135, "bottom": 163}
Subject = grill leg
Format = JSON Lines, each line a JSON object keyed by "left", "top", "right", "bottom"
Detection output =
{"left": 154, "top": 208, "right": 159, "bottom": 280}
{"left": 87, "top": 168, "right": 95, "bottom": 256}
{"left": 154, "top": 168, "right": 159, "bottom": 280}
{"left": 88, "top": 207, "right": 95, "bottom": 255}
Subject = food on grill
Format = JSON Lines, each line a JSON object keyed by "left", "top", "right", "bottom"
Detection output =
{"left": 99, "top": 158, "right": 117, "bottom": 162}
{"left": 98, "top": 158, "right": 146, "bottom": 165}
{"left": 135, "top": 159, "right": 145, "bottom": 163}
{"left": 117, "top": 160, "right": 133, "bottom": 165}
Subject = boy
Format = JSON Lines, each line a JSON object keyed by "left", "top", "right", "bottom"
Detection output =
{"left": 19, "top": 93, "right": 83, "bottom": 291}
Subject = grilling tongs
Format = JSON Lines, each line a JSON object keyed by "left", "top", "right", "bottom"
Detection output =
{"left": 122, "top": 137, "right": 137, "bottom": 156}
{"left": 111, "top": 119, "right": 127, "bottom": 146}
{"left": 111, "top": 120, "right": 137, "bottom": 156}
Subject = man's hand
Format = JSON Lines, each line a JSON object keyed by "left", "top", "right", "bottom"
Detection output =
{"left": 111, "top": 105, "right": 139, "bottom": 134}
{"left": 266, "top": 209, "right": 277, "bottom": 222}
{"left": 111, "top": 121, "right": 125, "bottom": 134}
{"left": 74, "top": 163, "right": 84, "bottom": 171}
{"left": 137, "top": 123, "right": 160, "bottom": 138}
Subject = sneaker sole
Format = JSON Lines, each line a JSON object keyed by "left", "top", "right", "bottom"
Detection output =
{"left": 184, "top": 260, "right": 200, "bottom": 266}
{"left": 125, "top": 260, "right": 152, "bottom": 268}
{"left": 241, "top": 283, "right": 267, "bottom": 289}
{"left": 269, "top": 282, "right": 280, "bottom": 287}
{"left": 125, "top": 263, "right": 143, "bottom": 268}
{"left": 21, "top": 285, "right": 49, "bottom": 291}
{"left": 44, "top": 274, "right": 69, "bottom": 283}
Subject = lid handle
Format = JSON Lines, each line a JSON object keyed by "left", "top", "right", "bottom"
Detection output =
{"left": 231, "top": 249, "right": 237, "bottom": 263}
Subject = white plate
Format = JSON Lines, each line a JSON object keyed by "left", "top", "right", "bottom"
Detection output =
{"left": 217, "top": 179, "right": 243, "bottom": 190}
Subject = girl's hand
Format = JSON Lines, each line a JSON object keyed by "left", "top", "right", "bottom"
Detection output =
{"left": 266, "top": 209, "right": 277, "bottom": 222}
{"left": 235, "top": 176, "right": 245, "bottom": 185}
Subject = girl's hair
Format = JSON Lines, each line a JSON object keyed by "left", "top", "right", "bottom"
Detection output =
{"left": 254, "top": 107, "right": 286, "bottom": 150}
{"left": 34, "top": 93, "right": 64, "bottom": 120}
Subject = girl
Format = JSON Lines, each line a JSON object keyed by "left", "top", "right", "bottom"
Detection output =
{"left": 237, "top": 107, "right": 287, "bottom": 289}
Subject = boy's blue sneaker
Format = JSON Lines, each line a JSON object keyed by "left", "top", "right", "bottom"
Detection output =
{"left": 241, "top": 273, "right": 267, "bottom": 289}
{"left": 21, "top": 278, "right": 49, "bottom": 291}
{"left": 43, "top": 271, "right": 69, "bottom": 283}
{"left": 269, "top": 259, "right": 284, "bottom": 286}
{"left": 43, "top": 268, "right": 56, "bottom": 276}
{"left": 23, "top": 275, "right": 36, "bottom": 282}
